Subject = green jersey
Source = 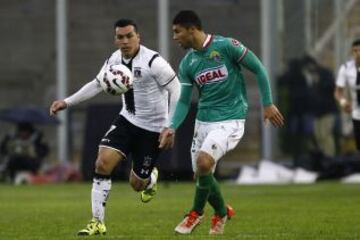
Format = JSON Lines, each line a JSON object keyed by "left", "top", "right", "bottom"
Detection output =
{"left": 171, "top": 35, "right": 272, "bottom": 129}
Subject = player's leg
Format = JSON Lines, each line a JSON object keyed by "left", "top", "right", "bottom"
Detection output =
{"left": 129, "top": 167, "right": 159, "bottom": 202}
{"left": 174, "top": 152, "right": 215, "bottom": 235}
{"left": 176, "top": 120, "right": 243, "bottom": 235}
{"left": 203, "top": 120, "right": 244, "bottom": 235}
{"left": 127, "top": 126, "right": 160, "bottom": 202}
{"left": 175, "top": 121, "right": 207, "bottom": 234}
{"left": 78, "top": 115, "right": 130, "bottom": 236}
{"left": 78, "top": 147, "right": 124, "bottom": 236}
{"left": 93, "top": 147, "right": 124, "bottom": 221}
{"left": 193, "top": 151, "right": 216, "bottom": 211}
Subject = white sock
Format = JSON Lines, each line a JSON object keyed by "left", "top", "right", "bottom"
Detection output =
{"left": 146, "top": 169, "right": 157, "bottom": 190}
{"left": 91, "top": 177, "right": 111, "bottom": 223}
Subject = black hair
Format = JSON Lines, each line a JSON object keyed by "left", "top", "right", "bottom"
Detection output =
{"left": 114, "top": 19, "right": 138, "bottom": 32}
{"left": 172, "top": 10, "right": 202, "bottom": 30}
{"left": 352, "top": 39, "right": 360, "bottom": 47}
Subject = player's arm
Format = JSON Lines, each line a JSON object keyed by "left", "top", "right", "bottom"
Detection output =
{"left": 225, "top": 38, "right": 272, "bottom": 106}
{"left": 50, "top": 79, "right": 103, "bottom": 116}
{"left": 334, "top": 86, "right": 351, "bottom": 113}
{"left": 159, "top": 83, "right": 192, "bottom": 149}
{"left": 241, "top": 50, "right": 272, "bottom": 106}
{"left": 159, "top": 60, "right": 193, "bottom": 149}
{"left": 241, "top": 51, "right": 284, "bottom": 127}
{"left": 169, "top": 83, "right": 193, "bottom": 129}
{"left": 334, "top": 65, "right": 351, "bottom": 113}
{"left": 149, "top": 56, "right": 181, "bottom": 126}
{"left": 49, "top": 60, "right": 108, "bottom": 116}
{"left": 164, "top": 79, "right": 181, "bottom": 126}
{"left": 226, "top": 38, "right": 284, "bottom": 127}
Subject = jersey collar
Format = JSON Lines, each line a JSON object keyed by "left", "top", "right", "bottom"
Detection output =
{"left": 202, "top": 34, "right": 213, "bottom": 49}
{"left": 122, "top": 45, "right": 141, "bottom": 62}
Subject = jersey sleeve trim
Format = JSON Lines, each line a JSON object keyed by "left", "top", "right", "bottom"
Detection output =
{"left": 161, "top": 74, "right": 177, "bottom": 87}
{"left": 237, "top": 48, "right": 248, "bottom": 63}
{"left": 148, "top": 54, "right": 160, "bottom": 67}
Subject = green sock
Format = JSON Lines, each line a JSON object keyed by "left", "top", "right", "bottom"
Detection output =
{"left": 192, "top": 174, "right": 213, "bottom": 214}
{"left": 207, "top": 176, "right": 227, "bottom": 217}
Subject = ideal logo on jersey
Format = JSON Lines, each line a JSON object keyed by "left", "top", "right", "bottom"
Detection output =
{"left": 195, "top": 65, "right": 228, "bottom": 86}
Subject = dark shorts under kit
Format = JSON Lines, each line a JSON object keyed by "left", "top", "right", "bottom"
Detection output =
{"left": 99, "top": 115, "right": 161, "bottom": 179}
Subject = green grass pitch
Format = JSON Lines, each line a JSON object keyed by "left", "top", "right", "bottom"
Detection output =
{"left": 0, "top": 182, "right": 359, "bottom": 239}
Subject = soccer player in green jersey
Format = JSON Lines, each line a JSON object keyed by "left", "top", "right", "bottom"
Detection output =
{"left": 159, "top": 10, "right": 284, "bottom": 235}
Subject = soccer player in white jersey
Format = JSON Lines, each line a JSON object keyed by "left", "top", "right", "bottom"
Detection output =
{"left": 335, "top": 39, "right": 360, "bottom": 150}
{"left": 159, "top": 10, "right": 284, "bottom": 235}
{"left": 49, "top": 19, "right": 180, "bottom": 236}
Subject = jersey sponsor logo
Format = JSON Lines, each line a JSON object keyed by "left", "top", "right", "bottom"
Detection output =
{"left": 195, "top": 65, "right": 228, "bottom": 86}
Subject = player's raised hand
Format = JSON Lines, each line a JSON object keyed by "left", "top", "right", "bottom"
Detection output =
{"left": 159, "top": 127, "right": 175, "bottom": 149}
{"left": 49, "top": 100, "right": 67, "bottom": 116}
{"left": 263, "top": 104, "right": 284, "bottom": 128}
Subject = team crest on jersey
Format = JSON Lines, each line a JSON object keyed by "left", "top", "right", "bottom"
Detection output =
{"left": 134, "top": 67, "right": 142, "bottom": 78}
{"left": 209, "top": 51, "right": 221, "bottom": 62}
{"left": 195, "top": 65, "right": 228, "bottom": 87}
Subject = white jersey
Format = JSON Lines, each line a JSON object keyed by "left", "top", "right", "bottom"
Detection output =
{"left": 65, "top": 45, "right": 179, "bottom": 132}
{"left": 96, "top": 45, "right": 178, "bottom": 132}
{"left": 336, "top": 59, "right": 360, "bottom": 120}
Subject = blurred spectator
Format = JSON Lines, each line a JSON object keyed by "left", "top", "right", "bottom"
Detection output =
{"left": 278, "top": 56, "right": 339, "bottom": 170}
{"left": 301, "top": 55, "right": 339, "bottom": 157}
{"left": 0, "top": 122, "right": 49, "bottom": 182}
{"left": 335, "top": 39, "right": 360, "bottom": 152}
{"left": 278, "top": 59, "right": 316, "bottom": 162}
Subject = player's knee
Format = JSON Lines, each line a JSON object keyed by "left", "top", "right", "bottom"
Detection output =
{"left": 95, "top": 157, "right": 112, "bottom": 175}
{"left": 196, "top": 154, "right": 213, "bottom": 175}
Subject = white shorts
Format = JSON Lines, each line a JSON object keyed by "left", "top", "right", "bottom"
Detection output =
{"left": 191, "top": 119, "right": 245, "bottom": 173}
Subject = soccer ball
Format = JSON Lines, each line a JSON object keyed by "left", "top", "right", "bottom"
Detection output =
{"left": 99, "top": 64, "right": 133, "bottom": 95}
